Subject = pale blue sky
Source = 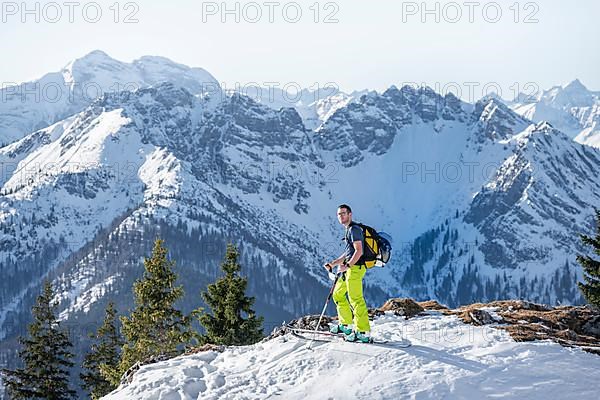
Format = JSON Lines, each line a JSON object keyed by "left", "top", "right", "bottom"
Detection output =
{"left": 1, "top": 0, "right": 598, "bottom": 101}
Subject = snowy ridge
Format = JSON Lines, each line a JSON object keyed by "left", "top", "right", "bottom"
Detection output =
{"left": 509, "top": 79, "right": 600, "bottom": 148}
{"left": 238, "top": 85, "right": 368, "bottom": 130}
{"left": 0, "top": 50, "right": 219, "bottom": 145}
{"left": 101, "top": 312, "right": 600, "bottom": 399}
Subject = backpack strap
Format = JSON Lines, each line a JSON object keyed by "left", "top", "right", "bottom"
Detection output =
{"left": 345, "top": 221, "right": 362, "bottom": 245}
{"left": 346, "top": 221, "right": 367, "bottom": 265}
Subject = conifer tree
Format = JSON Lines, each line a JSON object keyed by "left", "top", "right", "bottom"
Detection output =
{"left": 114, "top": 238, "right": 192, "bottom": 385}
{"left": 577, "top": 208, "right": 600, "bottom": 307}
{"left": 1, "top": 280, "right": 76, "bottom": 399}
{"left": 198, "top": 243, "right": 264, "bottom": 345}
{"left": 80, "top": 302, "right": 124, "bottom": 399}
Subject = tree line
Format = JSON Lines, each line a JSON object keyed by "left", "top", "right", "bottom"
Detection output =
{"left": 1, "top": 239, "right": 263, "bottom": 399}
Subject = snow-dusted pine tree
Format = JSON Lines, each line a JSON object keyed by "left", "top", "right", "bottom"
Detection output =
{"left": 198, "top": 243, "right": 264, "bottom": 345}
{"left": 80, "top": 302, "right": 124, "bottom": 399}
{"left": 1, "top": 281, "right": 76, "bottom": 399}
{"left": 114, "top": 238, "right": 193, "bottom": 384}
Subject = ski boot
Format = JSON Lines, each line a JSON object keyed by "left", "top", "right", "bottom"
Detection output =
{"left": 344, "top": 331, "right": 372, "bottom": 343}
{"left": 329, "top": 323, "right": 353, "bottom": 335}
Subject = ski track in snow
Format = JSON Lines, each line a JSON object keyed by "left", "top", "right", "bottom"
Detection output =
{"left": 102, "top": 313, "right": 600, "bottom": 400}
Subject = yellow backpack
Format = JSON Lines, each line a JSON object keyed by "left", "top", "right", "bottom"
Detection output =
{"left": 346, "top": 222, "right": 392, "bottom": 268}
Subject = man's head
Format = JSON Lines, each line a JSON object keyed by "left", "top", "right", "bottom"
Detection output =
{"left": 337, "top": 204, "right": 352, "bottom": 226}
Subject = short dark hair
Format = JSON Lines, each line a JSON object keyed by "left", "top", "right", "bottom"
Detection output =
{"left": 337, "top": 204, "right": 352, "bottom": 213}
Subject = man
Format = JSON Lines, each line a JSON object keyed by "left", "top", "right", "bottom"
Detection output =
{"left": 324, "top": 204, "right": 371, "bottom": 343}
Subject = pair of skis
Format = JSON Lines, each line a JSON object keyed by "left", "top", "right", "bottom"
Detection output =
{"left": 286, "top": 324, "right": 411, "bottom": 347}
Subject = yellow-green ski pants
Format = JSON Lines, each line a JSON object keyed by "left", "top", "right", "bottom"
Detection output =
{"left": 332, "top": 264, "right": 370, "bottom": 332}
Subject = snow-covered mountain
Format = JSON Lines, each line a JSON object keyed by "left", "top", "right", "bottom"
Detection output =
{"left": 0, "top": 50, "right": 219, "bottom": 146}
{"left": 509, "top": 79, "right": 600, "bottom": 148}
{"left": 0, "top": 82, "right": 335, "bottom": 339}
{"left": 1, "top": 51, "right": 600, "bottom": 397}
{"left": 101, "top": 309, "right": 600, "bottom": 399}
{"left": 237, "top": 85, "right": 369, "bottom": 130}
{"left": 1, "top": 79, "right": 597, "bottom": 338}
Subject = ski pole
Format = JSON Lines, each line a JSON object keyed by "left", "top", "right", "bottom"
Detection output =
{"left": 307, "top": 270, "right": 340, "bottom": 349}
